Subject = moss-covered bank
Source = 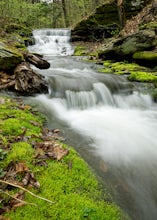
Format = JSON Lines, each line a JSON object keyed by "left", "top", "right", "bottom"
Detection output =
{"left": 0, "top": 96, "right": 127, "bottom": 220}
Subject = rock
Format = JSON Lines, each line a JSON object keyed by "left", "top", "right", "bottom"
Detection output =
{"left": 133, "top": 50, "right": 157, "bottom": 67}
{"left": 0, "top": 41, "right": 24, "bottom": 70}
{"left": 98, "top": 30, "right": 156, "bottom": 61}
{"left": 71, "top": 0, "right": 149, "bottom": 42}
{"left": 5, "top": 23, "right": 32, "bottom": 37}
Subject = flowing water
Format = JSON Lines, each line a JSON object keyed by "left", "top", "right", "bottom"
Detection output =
{"left": 28, "top": 29, "right": 157, "bottom": 220}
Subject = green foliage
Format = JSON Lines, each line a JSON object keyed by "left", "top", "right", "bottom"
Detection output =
{"left": 0, "top": 0, "right": 106, "bottom": 31}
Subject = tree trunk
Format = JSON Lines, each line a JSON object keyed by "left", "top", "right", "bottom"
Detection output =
{"left": 62, "top": 0, "right": 69, "bottom": 27}
{"left": 23, "top": 52, "right": 50, "bottom": 69}
{"left": 117, "top": 0, "right": 125, "bottom": 29}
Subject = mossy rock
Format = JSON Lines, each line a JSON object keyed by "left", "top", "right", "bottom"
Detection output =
{"left": 99, "top": 61, "right": 147, "bottom": 75}
{"left": 98, "top": 30, "right": 157, "bottom": 61}
{"left": 72, "top": 0, "right": 148, "bottom": 42}
{"left": 5, "top": 23, "right": 32, "bottom": 37}
{"left": 133, "top": 51, "right": 157, "bottom": 67}
{"left": 73, "top": 45, "right": 87, "bottom": 56}
{"left": 128, "top": 71, "right": 157, "bottom": 83}
{"left": 0, "top": 40, "right": 24, "bottom": 70}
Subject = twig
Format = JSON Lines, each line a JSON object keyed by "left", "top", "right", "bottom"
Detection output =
{"left": 0, "top": 180, "right": 55, "bottom": 204}
{"left": 0, "top": 189, "right": 37, "bottom": 206}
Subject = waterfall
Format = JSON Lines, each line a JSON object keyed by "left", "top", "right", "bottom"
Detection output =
{"left": 28, "top": 28, "right": 74, "bottom": 56}
{"left": 28, "top": 29, "right": 157, "bottom": 220}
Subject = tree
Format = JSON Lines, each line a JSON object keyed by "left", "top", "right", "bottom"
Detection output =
{"left": 117, "top": 0, "right": 126, "bottom": 29}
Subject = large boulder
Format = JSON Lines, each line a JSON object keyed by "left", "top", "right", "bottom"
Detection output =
{"left": 98, "top": 30, "right": 157, "bottom": 61}
{"left": 0, "top": 41, "right": 24, "bottom": 70}
{"left": 71, "top": 0, "right": 150, "bottom": 42}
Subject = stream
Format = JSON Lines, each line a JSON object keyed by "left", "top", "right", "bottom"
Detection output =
{"left": 28, "top": 28, "right": 157, "bottom": 220}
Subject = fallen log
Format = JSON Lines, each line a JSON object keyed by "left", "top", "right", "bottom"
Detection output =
{"left": 14, "top": 62, "right": 48, "bottom": 95}
{"left": 24, "top": 52, "right": 50, "bottom": 69}
{"left": 0, "top": 80, "right": 15, "bottom": 90}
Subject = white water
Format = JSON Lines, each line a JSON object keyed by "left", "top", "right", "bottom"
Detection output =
{"left": 28, "top": 29, "right": 74, "bottom": 56}
{"left": 28, "top": 29, "right": 157, "bottom": 220}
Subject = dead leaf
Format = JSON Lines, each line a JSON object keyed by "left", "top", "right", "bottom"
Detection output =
{"left": 52, "top": 146, "right": 69, "bottom": 161}
{"left": 35, "top": 140, "right": 69, "bottom": 161}
{"left": 30, "top": 120, "right": 41, "bottom": 127}
{"left": 53, "top": 129, "right": 60, "bottom": 133}
{"left": 15, "top": 162, "right": 29, "bottom": 174}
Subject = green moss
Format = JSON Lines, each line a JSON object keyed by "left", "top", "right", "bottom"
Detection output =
{"left": 103, "top": 60, "right": 114, "bottom": 67}
{"left": 5, "top": 146, "right": 125, "bottom": 220}
{"left": 128, "top": 71, "right": 157, "bottom": 83}
{"left": 0, "top": 40, "right": 24, "bottom": 70}
{"left": 73, "top": 46, "right": 87, "bottom": 56}
{"left": 1, "top": 114, "right": 42, "bottom": 137}
{"left": 99, "top": 67, "right": 113, "bottom": 73}
{"left": 133, "top": 51, "right": 157, "bottom": 61}
{"left": 5, "top": 23, "right": 32, "bottom": 37}
{"left": 100, "top": 61, "right": 146, "bottom": 75}
{"left": 0, "top": 97, "right": 43, "bottom": 138}
{"left": 5, "top": 142, "right": 34, "bottom": 165}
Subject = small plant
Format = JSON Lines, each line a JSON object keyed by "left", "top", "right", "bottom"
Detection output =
{"left": 0, "top": 148, "right": 7, "bottom": 160}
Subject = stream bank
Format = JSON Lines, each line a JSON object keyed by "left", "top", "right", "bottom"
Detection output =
{"left": 0, "top": 96, "right": 126, "bottom": 220}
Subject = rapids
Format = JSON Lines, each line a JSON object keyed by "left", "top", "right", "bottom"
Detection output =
{"left": 28, "top": 29, "right": 157, "bottom": 220}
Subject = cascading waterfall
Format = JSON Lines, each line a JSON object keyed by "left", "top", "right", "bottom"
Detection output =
{"left": 28, "top": 28, "right": 73, "bottom": 56}
{"left": 28, "top": 29, "right": 157, "bottom": 220}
